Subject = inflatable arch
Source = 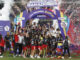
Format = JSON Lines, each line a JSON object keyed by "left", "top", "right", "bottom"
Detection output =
{"left": 14, "top": 9, "right": 70, "bottom": 39}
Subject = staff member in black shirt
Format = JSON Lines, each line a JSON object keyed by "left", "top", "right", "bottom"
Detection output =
{"left": 62, "top": 36, "right": 71, "bottom": 59}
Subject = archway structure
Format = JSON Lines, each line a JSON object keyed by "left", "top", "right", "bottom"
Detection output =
{"left": 20, "top": 9, "right": 70, "bottom": 39}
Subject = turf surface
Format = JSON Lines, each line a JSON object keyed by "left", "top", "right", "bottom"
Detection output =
{"left": 0, "top": 52, "right": 80, "bottom": 60}
{"left": 0, "top": 56, "right": 80, "bottom": 60}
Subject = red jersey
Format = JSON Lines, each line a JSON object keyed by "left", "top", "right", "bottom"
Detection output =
{"left": 14, "top": 34, "right": 19, "bottom": 43}
{"left": 0, "top": 38, "right": 5, "bottom": 47}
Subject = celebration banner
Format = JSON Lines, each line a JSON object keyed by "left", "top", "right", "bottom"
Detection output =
{"left": 27, "top": 0, "right": 58, "bottom": 7}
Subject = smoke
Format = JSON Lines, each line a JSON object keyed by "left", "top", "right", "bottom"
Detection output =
{"left": 0, "top": 0, "right": 14, "bottom": 21}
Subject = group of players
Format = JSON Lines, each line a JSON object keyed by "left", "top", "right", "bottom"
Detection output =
{"left": 0, "top": 22, "right": 71, "bottom": 59}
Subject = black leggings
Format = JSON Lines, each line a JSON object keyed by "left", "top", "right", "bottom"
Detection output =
{"left": 63, "top": 47, "right": 70, "bottom": 57}
{"left": 14, "top": 43, "right": 19, "bottom": 55}
{"left": 18, "top": 44, "right": 23, "bottom": 54}
{"left": 0, "top": 46, "right": 4, "bottom": 56}
{"left": 14, "top": 43, "right": 22, "bottom": 55}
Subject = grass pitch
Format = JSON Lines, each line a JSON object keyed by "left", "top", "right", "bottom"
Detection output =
{"left": 0, "top": 52, "right": 80, "bottom": 60}
{"left": 0, "top": 57, "right": 80, "bottom": 60}
{"left": 0, "top": 55, "right": 80, "bottom": 60}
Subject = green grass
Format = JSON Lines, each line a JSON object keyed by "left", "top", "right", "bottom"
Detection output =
{"left": 0, "top": 57, "right": 80, "bottom": 60}
{"left": 0, "top": 55, "right": 80, "bottom": 60}
{"left": 0, "top": 52, "right": 80, "bottom": 60}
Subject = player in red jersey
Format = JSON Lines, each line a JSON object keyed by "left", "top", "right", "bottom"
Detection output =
{"left": 0, "top": 34, "right": 5, "bottom": 58}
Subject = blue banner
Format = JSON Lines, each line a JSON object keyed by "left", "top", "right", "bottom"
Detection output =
{"left": 0, "top": 21, "right": 10, "bottom": 38}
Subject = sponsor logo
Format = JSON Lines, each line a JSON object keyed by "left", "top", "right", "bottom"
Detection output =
{"left": 61, "top": 22, "right": 67, "bottom": 28}
{"left": 0, "top": 26, "right": 3, "bottom": 31}
{"left": 4, "top": 25, "right": 10, "bottom": 31}
{"left": 58, "top": 17, "right": 66, "bottom": 20}
{"left": 17, "top": 17, "right": 25, "bottom": 21}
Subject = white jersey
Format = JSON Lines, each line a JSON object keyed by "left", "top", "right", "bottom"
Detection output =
{"left": 18, "top": 35, "right": 24, "bottom": 44}
{"left": 49, "top": 29, "right": 57, "bottom": 37}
